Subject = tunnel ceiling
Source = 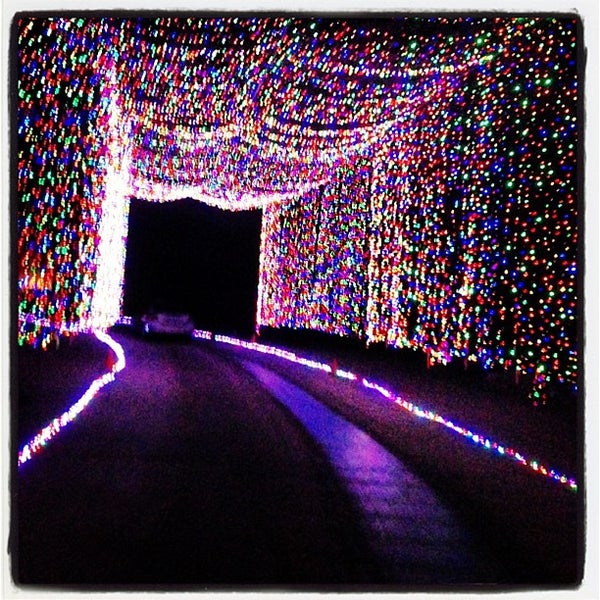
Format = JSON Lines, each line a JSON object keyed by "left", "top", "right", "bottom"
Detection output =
{"left": 18, "top": 14, "right": 509, "bottom": 208}
{"left": 111, "top": 16, "right": 469, "bottom": 131}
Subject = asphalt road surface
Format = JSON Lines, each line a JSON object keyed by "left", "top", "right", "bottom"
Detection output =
{"left": 15, "top": 332, "right": 504, "bottom": 588}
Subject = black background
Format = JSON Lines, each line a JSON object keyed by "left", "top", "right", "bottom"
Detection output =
{"left": 123, "top": 198, "right": 262, "bottom": 337}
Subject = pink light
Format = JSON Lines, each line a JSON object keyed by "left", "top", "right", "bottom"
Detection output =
{"left": 335, "top": 368, "right": 358, "bottom": 381}
{"left": 18, "top": 330, "right": 126, "bottom": 467}
{"left": 212, "top": 332, "right": 578, "bottom": 493}
{"left": 192, "top": 329, "right": 213, "bottom": 340}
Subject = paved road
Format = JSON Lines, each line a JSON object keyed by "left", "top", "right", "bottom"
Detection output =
{"left": 16, "top": 332, "right": 503, "bottom": 587}
{"left": 243, "top": 360, "right": 505, "bottom": 584}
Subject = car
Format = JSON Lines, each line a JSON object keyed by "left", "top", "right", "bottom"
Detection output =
{"left": 141, "top": 310, "right": 195, "bottom": 338}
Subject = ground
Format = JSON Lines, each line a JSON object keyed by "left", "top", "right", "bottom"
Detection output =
{"left": 12, "top": 328, "right": 584, "bottom": 588}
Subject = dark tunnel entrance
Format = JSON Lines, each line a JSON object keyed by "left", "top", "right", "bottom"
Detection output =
{"left": 123, "top": 198, "right": 263, "bottom": 337}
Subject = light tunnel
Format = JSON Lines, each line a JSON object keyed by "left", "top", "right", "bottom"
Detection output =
{"left": 16, "top": 14, "right": 580, "bottom": 396}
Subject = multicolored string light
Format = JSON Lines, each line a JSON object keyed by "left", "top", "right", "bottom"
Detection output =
{"left": 16, "top": 320, "right": 577, "bottom": 490}
{"left": 256, "top": 17, "right": 579, "bottom": 396}
{"left": 17, "top": 16, "right": 579, "bottom": 396}
{"left": 17, "top": 329, "right": 126, "bottom": 467}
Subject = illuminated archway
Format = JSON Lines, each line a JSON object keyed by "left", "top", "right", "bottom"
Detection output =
{"left": 16, "top": 15, "right": 579, "bottom": 394}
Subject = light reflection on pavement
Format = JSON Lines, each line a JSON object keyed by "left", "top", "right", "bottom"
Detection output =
{"left": 243, "top": 359, "right": 506, "bottom": 584}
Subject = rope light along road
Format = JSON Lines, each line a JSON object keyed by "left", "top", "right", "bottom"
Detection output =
{"left": 17, "top": 329, "right": 126, "bottom": 468}
{"left": 203, "top": 331, "right": 578, "bottom": 494}
{"left": 18, "top": 324, "right": 577, "bottom": 495}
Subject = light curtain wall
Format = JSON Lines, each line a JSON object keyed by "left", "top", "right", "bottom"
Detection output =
{"left": 16, "top": 16, "right": 579, "bottom": 394}
{"left": 256, "top": 18, "right": 579, "bottom": 394}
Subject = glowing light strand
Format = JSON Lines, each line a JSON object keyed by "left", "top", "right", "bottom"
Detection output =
{"left": 211, "top": 332, "right": 578, "bottom": 493}
{"left": 17, "top": 330, "right": 126, "bottom": 467}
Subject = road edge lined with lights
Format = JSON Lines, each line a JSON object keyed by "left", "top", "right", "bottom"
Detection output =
{"left": 17, "top": 329, "right": 126, "bottom": 468}
{"left": 17, "top": 325, "right": 577, "bottom": 493}
{"left": 194, "top": 329, "right": 578, "bottom": 494}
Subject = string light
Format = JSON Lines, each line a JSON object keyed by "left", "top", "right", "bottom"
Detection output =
{"left": 17, "top": 16, "right": 578, "bottom": 396}
{"left": 211, "top": 332, "right": 578, "bottom": 493}
{"left": 17, "top": 330, "right": 126, "bottom": 467}
{"left": 255, "top": 17, "right": 579, "bottom": 395}
{"left": 17, "top": 320, "right": 577, "bottom": 492}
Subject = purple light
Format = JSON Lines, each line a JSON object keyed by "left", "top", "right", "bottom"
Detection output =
{"left": 212, "top": 332, "right": 578, "bottom": 493}
{"left": 17, "top": 329, "right": 126, "bottom": 467}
